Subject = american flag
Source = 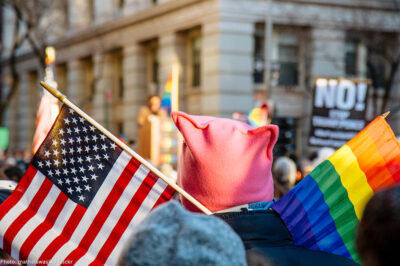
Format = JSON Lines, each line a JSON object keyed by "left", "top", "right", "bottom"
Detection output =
{"left": 0, "top": 105, "right": 175, "bottom": 265}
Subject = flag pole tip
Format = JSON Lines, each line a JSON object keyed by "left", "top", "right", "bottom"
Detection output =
{"left": 40, "top": 81, "right": 65, "bottom": 101}
{"left": 382, "top": 111, "right": 390, "bottom": 119}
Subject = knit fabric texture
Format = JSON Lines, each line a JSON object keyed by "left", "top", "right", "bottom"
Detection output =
{"left": 119, "top": 201, "right": 247, "bottom": 266}
{"left": 172, "top": 111, "right": 279, "bottom": 212}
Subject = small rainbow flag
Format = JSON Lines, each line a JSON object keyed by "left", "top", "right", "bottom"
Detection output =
{"left": 272, "top": 115, "right": 400, "bottom": 263}
{"left": 247, "top": 107, "right": 267, "bottom": 127}
{"left": 161, "top": 73, "right": 172, "bottom": 114}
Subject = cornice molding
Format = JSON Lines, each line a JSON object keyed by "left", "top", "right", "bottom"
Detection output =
{"left": 276, "top": 0, "right": 398, "bottom": 11}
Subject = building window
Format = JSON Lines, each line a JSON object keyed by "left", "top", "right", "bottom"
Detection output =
{"left": 113, "top": 0, "right": 124, "bottom": 18}
{"left": 344, "top": 38, "right": 367, "bottom": 79}
{"left": 253, "top": 23, "right": 265, "bottom": 84}
{"left": 151, "top": 47, "right": 159, "bottom": 87}
{"left": 367, "top": 45, "right": 386, "bottom": 89}
{"left": 81, "top": 57, "right": 95, "bottom": 100}
{"left": 191, "top": 36, "right": 201, "bottom": 87}
{"left": 186, "top": 28, "right": 202, "bottom": 89}
{"left": 144, "top": 40, "right": 159, "bottom": 96}
{"left": 253, "top": 24, "right": 299, "bottom": 87}
{"left": 151, "top": 45, "right": 159, "bottom": 94}
{"left": 345, "top": 42, "right": 357, "bottom": 76}
{"left": 118, "top": 0, "right": 125, "bottom": 9}
{"left": 109, "top": 49, "right": 124, "bottom": 100}
{"left": 274, "top": 32, "right": 299, "bottom": 86}
{"left": 63, "top": 1, "right": 69, "bottom": 30}
{"left": 118, "top": 53, "right": 124, "bottom": 99}
{"left": 56, "top": 63, "right": 67, "bottom": 94}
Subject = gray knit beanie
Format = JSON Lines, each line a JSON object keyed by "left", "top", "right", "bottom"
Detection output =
{"left": 119, "top": 201, "right": 247, "bottom": 266}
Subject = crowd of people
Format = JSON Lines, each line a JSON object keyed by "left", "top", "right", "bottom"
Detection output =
{"left": 116, "top": 184, "right": 399, "bottom": 266}
{"left": 0, "top": 111, "right": 398, "bottom": 266}
{"left": 119, "top": 110, "right": 398, "bottom": 266}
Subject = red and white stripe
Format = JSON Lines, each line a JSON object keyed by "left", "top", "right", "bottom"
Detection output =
{"left": 27, "top": 199, "right": 76, "bottom": 263}
{"left": 0, "top": 151, "right": 174, "bottom": 265}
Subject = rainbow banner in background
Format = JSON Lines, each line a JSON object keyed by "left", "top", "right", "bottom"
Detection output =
{"left": 161, "top": 65, "right": 179, "bottom": 115}
{"left": 272, "top": 115, "right": 400, "bottom": 263}
{"left": 161, "top": 73, "right": 173, "bottom": 114}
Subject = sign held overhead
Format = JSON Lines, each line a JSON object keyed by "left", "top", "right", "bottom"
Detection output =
{"left": 309, "top": 78, "right": 369, "bottom": 148}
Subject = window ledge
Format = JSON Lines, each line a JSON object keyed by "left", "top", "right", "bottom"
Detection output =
{"left": 184, "top": 87, "right": 202, "bottom": 96}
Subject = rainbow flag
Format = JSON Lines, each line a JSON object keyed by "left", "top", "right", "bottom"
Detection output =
{"left": 247, "top": 106, "right": 267, "bottom": 127}
{"left": 272, "top": 115, "right": 400, "bottom": 263}
{"left": 161, "top": 73, "right": 173, "bottom": 114}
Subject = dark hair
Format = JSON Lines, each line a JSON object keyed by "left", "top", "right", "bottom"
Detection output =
{"left": 356, "top": 185, "right": 400, "bottom": 266}
{"left": 4, "top": 166, "right": 23, "bottom": 182}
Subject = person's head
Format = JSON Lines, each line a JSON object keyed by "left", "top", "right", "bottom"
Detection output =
{"left": 13, "top": 150, "right": 23, "bottom": 160}
{"left": 3, "top": 166, "right": 23, "bottom": 182}
{"left": 312, "top": 147, "right": 335, "bottom": 168}
{"left": 273, "top": 156, "right": 297, "bottom": 187}
{"left": 119, "top": 201, "right": 246, "bottom": 266}
{"left": 147, "top": 95, "right": 161, "bottom": 113}
{"left": 22, "top": 149, "right": 32, "bottom": 162}
{"left": 5, "top": 157, "right": 16, "bottom": 167}
{"left": 356, "top": 185, "right": 400, "bottom": 266}
{"left": 172, "top": 111, "right": 278, "bottom": 212}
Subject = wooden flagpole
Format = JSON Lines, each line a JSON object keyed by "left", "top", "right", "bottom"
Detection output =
{"left": 40, "top": 81, "right": 212, "bottom": 215}
{"left": 171, "top": 63, "right": 179, "bottom": 112}
{"left": 382, "top": 111, "right": 390, "bottom": 119}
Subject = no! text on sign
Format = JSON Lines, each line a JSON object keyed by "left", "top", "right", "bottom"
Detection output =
{"left": 309, "top": 78, "right": 369, "bottom": 148}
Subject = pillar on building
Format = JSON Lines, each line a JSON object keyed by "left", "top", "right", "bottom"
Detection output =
{"left": 90, "top": 53, "right": 115, "bottom": 130}
{"left": 18, "top": 72, "right": 39, "bottom": 151}
{"left": 91, "top": 51, "right": 127, "bottom": 136}
{"left": 67, "top": 59, "right": 87, "bottom": 104}
{"left": 122, "top": 44, "right": 147, "bottom": 147}
{"left": 68, "top": 0, "right": 92, "bottom": 30}
{"left": 94, "top": 0, "right": 114, "bottom": 24}
{"left": 201, "top": 20, "right": 254, "bottom": 117}
{"left": 7, "top": 82, "right": 19, "bottom": 151}
{"left": 68, "top": 55, "right": 122, "bottom": 134}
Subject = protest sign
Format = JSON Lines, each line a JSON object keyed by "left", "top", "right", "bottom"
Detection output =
{"left": 309, "top": 78, "right": 369, "bottom": 148}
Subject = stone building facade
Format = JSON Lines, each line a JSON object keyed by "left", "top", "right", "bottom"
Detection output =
{"left": 2, "top": 0, "right": 400, "bottom": 156}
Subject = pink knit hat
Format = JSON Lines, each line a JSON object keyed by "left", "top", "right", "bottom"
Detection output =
{"left": 172, "top": 111, "right": 279, "bottom": 212}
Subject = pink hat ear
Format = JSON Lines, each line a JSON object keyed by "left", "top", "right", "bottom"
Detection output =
{"left": 171, "top": 111, "right": 209, "bottom": 130}
{"left": 171, "top": 111, "right": 210, "bottom": 150}
{"left": 247, "top": 125, "right": 279, "bottom": 159}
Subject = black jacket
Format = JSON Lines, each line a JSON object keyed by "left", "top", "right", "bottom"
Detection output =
{"left": 216, "top": 209, "right": 359, "bottom": 266}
